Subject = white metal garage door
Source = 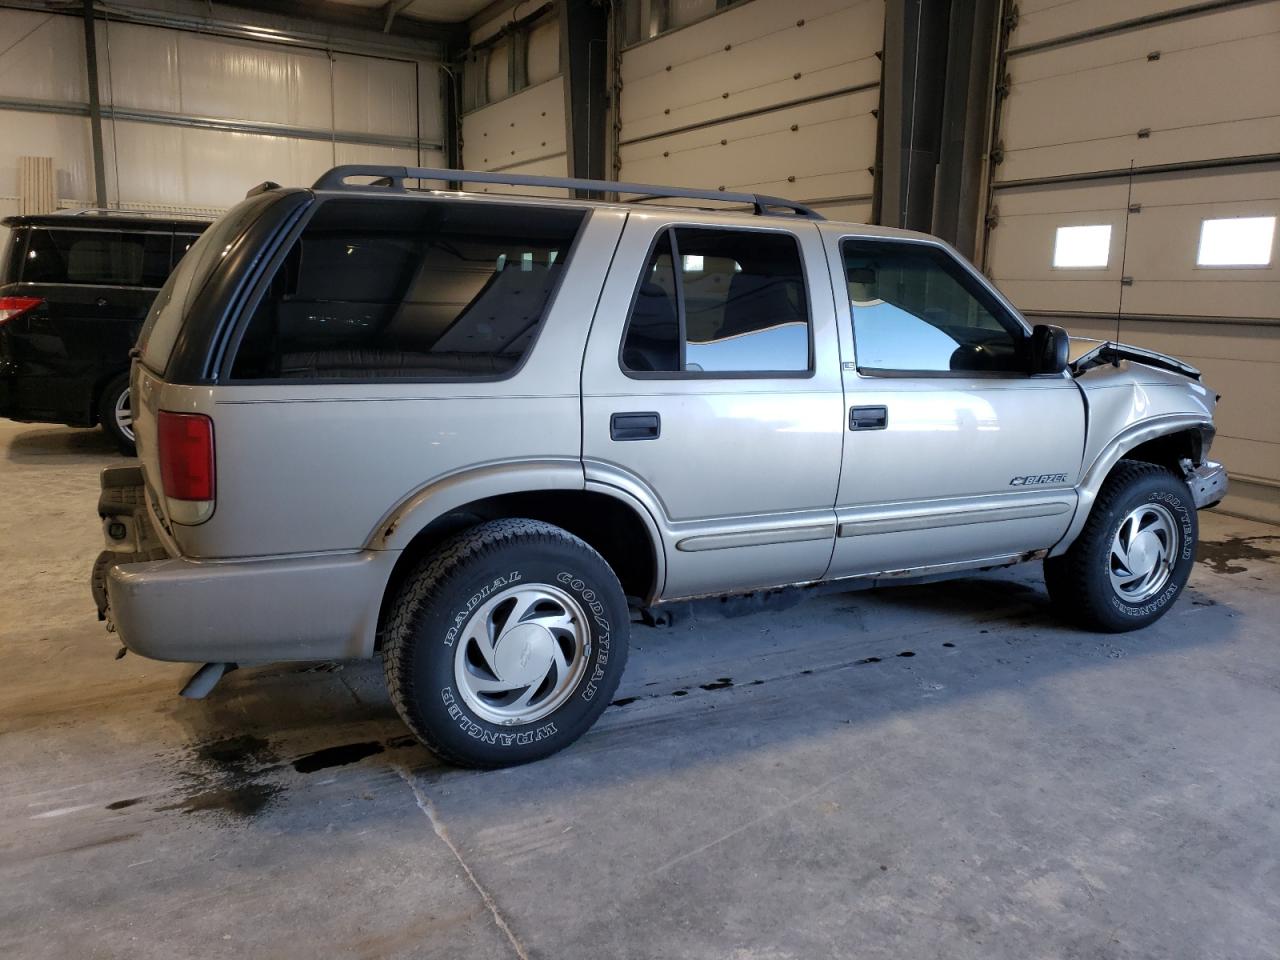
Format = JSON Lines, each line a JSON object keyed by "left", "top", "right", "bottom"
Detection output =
{"left": 460, "top": 11, "right": 568, "bottom": 195}
{"left": 984, "top": 0, "right": 1280, "bottom": 522}
{"left": 615, "top": 0, "right": 884, "bottom": 222}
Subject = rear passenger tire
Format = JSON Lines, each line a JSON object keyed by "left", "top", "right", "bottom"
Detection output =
{"left": 98, "top": 373, "right": 136, "bottom": 456}
{"left": 1044, "top": 460, "right": 1197, "bottom": 633}
{"left": 381, "top": 519, "right": 629, "bottom": 768}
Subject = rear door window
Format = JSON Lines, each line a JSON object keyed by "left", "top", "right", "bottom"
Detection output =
{"left": 229, "top": 198, "right": 585, "bottom": 381}
{"left": 620, "top": 226, "right": 811, "bottom": 375}
{"left": 22, "top": 229, "right": 172, "bottom": 287}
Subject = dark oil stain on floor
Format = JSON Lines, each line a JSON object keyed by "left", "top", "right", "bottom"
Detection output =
{"left": 855, "top": 656, "right": 881, "bottom": 665}
{"left": 293, "top": 741, "right": 385, "bottom": 774}
{"left": 699, "top": 678, "right": 734, "bottom": 691}
{"left": 159, "top": 783, "right": 282, "bottom": 818}
{"left": 1197, "top": 536, "right": 1280, "bottom": 575}
{"left": 897, "top": 651, "right": 915, "bottom": 658}
{"left": 105, "top": 797, "right": 142, "bottom": 811}
{"left": 611, "top": 696, "right": 640, "bottom": 707}
{"left": 163, "top": 733, "right": 284, "bottom": 822}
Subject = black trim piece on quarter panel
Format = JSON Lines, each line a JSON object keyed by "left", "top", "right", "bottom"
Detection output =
{"left": 162, "top": 189, "right": 314, "bottom": 385}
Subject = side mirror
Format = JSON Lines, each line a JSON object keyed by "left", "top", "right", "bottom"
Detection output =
{"left": 1030, "top": 323, "right": 1070, "bottom": 374}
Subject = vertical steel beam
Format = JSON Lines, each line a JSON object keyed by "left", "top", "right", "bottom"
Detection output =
{"left": 934, "top": 0, "right": 1001, "bottom": 258}
{"left": 877, "top": 0, "right": 951, "bottom": 231}
{"left": 81, "top": 0, "right": 109, "bottom": 208}
{"left": 559, "top": 0, "right": 609, "bottom": 192}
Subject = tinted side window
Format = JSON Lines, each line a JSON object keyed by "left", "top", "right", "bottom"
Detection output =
{"left": 230, "top": 198, "right": 584, "bottom": 381}
{"left": 842, "top": 239, "right": 1026, "bottom": 374}
{"left": 620, "top": 227, "right": 810, "bottom": 375}
{"left": 0, "top": 227, "right": 24, "bottom": 285}
{"left": 23, "top": 229, "right": 172, "bottom": 287}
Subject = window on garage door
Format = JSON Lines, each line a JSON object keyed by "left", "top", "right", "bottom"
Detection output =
{"left": 620, "top": 226, "right": 811, "bottom": 376}
{"left": 842, "top": 238, "right": 1028, "bottom": 376}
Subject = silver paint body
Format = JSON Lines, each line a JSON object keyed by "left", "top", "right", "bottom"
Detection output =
{"left": 105, "top": 190, "right": 1222, "bottom": 664}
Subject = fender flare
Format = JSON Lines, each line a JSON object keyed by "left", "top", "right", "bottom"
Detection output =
{"left": 366, "top": 459, "right": 586, "bottom": 551}
{"left": 1048, "top": 413, "right": 1211, "bottom": 557}
{"left": 365, "top": 458, "right": 669, "bottom": 603}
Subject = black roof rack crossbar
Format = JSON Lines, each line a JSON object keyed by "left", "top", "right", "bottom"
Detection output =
{"left": 311, "top": 165, "right": 824, "bottom": 220}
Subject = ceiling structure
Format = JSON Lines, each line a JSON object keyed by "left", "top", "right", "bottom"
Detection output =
{"left": 324, "top": 0, "right": 501, "bottom": 24}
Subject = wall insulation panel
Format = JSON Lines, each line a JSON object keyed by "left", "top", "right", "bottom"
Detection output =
{"left": 616, "top": 0, "right": 883, "bottom": 215}
{"left": 0, "top": 8, "right": 445, "bottom": 218}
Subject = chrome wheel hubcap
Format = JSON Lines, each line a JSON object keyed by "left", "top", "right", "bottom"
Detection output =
{"left": 1109, "top": 503, "right": 1179, "bottom": 603}
{"left": 114, "top": 389, "right": 134, "bottom": 442}
{"left": 453, "top": 583, "right": 590, "bottom": 725}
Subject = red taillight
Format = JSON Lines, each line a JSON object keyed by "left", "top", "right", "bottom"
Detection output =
{"left": 0, "top": 296, "right": 43, "bottom": 323}
{"left": 158, "top": 411, "right": 215, "bottom": 502}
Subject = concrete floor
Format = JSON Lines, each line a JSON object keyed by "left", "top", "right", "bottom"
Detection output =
{"left": 1, "top": 420, "right": 1278, "bottom": 960}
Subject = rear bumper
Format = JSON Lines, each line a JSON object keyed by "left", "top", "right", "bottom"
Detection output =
{"left": 92, "top": 466, "right": 398, "bottom": 663}
{"left": 1188, "top": 460, "right": 1228, "bottom": 510}
{"left": 105, "top": 551, "right": 397, "bottom": 663}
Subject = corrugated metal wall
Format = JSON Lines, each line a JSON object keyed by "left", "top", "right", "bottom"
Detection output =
{"left": 615, "top": 0, "right": 884, "bottom": 221}
{"left": 0, "top": 8, "right": 445, "bottom": 221}
{"left": 985, "top": 0, "right": 1280, "bottom": 522}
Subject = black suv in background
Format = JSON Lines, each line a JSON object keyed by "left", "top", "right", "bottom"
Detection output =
{"left": 0, "top": 210, "right": 209, "bottom": 453}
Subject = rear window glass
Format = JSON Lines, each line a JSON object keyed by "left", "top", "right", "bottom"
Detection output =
{"left": 229, "top": 198, "right": 585, "bottom": 381}
{"left": 22, "top": 229, "right": 171, "bottom": 287}
{"left": 0, "top": 227, "right": 23, "bottom": 284}
{"left": 137, "top": 196, "right": 273, "bottom": 375}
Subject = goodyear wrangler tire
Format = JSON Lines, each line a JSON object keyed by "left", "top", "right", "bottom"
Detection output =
{"left": 1044, "top": 460, "right": 1197, "bottom": 633}
{"left": 382, "top": 519, "right": 629, "bottom": 768}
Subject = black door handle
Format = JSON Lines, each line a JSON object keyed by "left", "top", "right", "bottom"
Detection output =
{"left": 849, "top": 405, "right": 888, "bottom": 431}
{"left": 611, "top": 411, "right": 660, "bottom": 441}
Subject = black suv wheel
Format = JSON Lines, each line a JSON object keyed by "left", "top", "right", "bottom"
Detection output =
{"left": 382, "top": 519, "right": 629, "bottom": 768}
{"left": 98, "top": 372, "right": 136, "bottom": 456}
{"left": 1045, "top": 460, "right": 1197, "bottom": 632}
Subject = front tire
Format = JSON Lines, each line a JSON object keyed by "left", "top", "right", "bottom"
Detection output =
{"left": 98, "top": 372, "right": 136, "bottom": 456}
{"left": 382, "top": 519, "right": 629, "bottom": 768}
{"left": 1045, "top": 460, "right": 1197, "bottom": 632}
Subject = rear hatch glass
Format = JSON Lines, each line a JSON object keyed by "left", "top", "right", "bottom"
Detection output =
{"left": 136, "top": 194, "right": 284, "bottom": 376}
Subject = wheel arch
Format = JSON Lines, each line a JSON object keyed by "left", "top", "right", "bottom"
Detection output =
{"left": 370, "top": 477, "right": 665, "bottom": 651}
{"left": 1049, "top": 414, "right": 1210, "bottom": 557}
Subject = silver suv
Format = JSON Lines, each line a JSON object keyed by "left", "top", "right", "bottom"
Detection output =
{"left": 91, "top": 165, "right": 1227, "bottom": 768}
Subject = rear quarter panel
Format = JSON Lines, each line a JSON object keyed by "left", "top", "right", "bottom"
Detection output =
{"left": 157, "top": 207, "right": 627, "bottom": 560}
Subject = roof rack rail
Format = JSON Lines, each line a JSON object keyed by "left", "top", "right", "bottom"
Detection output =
{"left": 311, "top": 165, "right": 824, "bottom": 220}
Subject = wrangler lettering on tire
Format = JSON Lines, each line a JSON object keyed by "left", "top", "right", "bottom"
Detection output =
{"left": 381, "top": 519, "right": 629, "bottom": 768}
{"left": 1045, "top": 460, "right": 1198, "bottom": 633}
